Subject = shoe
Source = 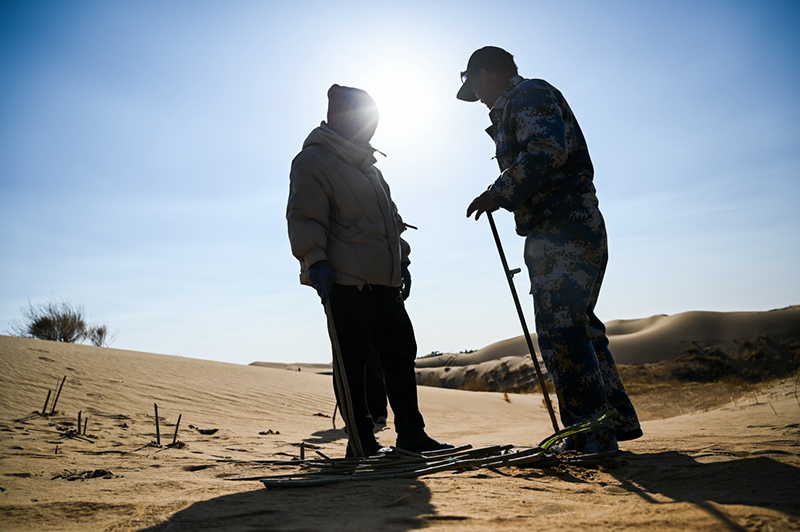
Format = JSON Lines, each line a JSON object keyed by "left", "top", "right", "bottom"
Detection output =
{"left": 345, "top": 437, "right": 388, "bottom": 458}
{"left": 549, "top": 436, "right": 578, "bottom": 454}
{"left": 582, "top": 429, "right": 619, "bottom": 455}
{"left": 550, "top": 428, "right": 618, "bottom": 456}
{"left": 395, "top": 433, "right": 454, "bottom": 453}
{"left": 372, "top": 416, "right": 387, "bottom": 432}
{"left": 617, "top": 427, "right": 643, "bottom": 441}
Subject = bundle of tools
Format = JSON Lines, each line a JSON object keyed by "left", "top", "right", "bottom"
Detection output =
{"left": 227, "top": 411, "right": 619, "bottom": 488}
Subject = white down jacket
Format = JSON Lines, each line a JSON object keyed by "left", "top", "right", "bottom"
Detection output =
{"left": 287, "top": 122, "right": 410, "bottom": 288}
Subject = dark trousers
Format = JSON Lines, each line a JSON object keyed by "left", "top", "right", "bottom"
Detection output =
{"left": 365, "top": 346, "right": 388, "bottom": 420}
{"left": 327, "top": 284, "right": 425, "bottom": 444}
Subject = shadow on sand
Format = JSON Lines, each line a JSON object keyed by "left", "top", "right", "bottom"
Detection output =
{"left": 303, "top": 427, "right": 347, "bottom": 446}
{"left": 140, "top": 478, "right": 433, "bottom": 531}
{"left": 140, "top": 450, "right": 799, "bottom": 531}
{"left": 583, "top": 450, "right": 798, "bottom": 530}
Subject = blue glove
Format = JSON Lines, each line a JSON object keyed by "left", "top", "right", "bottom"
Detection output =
{"left": 401, "top": 264, "right": 411, "bottom": 301}
{"left": 308, "top": 260, "right": 333, "bottom": 304}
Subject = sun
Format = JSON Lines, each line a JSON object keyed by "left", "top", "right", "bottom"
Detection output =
{"left": 362, "top": 66, "right": 430, "bottom": 146}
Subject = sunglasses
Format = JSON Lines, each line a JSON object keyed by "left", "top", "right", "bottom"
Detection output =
{"left": 460, "top": 67, "right": 480, "bottom": 84}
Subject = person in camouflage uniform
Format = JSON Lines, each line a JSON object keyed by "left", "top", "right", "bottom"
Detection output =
{"left": 459, "top": 46, "right": 642, "bottom": 454}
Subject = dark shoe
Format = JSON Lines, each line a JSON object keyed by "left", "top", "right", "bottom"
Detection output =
{"left": 548, "top": 435, "right": 578, "bottom": 454}
{"left": 550, "top": 428, "right": 618, "bottom": 455}
{"left": 372, "top": 416, "right": 387, "bottom": 432}
{"left": 582, "top": 429, "right": 619, "bottom": 455}
{"left": 395, "top": 434, "right": 454, "bottom": 453}
{"left": 617, "top": 427, "right": 643, "bottom": 442}
{"left": 345, "top": 437, "right": 387, "bottom": 458}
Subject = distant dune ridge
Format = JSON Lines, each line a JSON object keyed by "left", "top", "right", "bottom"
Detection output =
{"left": 414, "top": 307, "right": 800, "bottom": 392}
{"left": 251, "top": 308, "right": 800, "bottom": 393}
{"left": 0, "top": 307, "right": 798, "bottom": 530}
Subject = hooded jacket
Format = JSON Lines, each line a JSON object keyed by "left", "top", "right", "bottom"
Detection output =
{"left": 287, "top": 122, "right": 410, "bottom": 289}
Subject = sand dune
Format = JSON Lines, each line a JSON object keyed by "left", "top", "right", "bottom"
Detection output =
{"left": 415, "top": 307, "right": 800, "bottom": 392}
{"left": 417, "top": 306, "right": 800, "bottom": 367}
{"left": 606, "top": 307, "right": 800, "bottom": 364}
{"left": 1, "top": 307, "right": 799, "bottom": 530}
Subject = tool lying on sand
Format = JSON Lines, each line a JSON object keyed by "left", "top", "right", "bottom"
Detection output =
{"left": 225, "top": 411, "right": 619, "bottom": 488}
{"left": 486, "top": 211, "right": 560, "bottom": 433}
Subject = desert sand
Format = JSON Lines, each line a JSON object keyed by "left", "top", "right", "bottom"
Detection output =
{"left": 1, "top": 307, "right": 799, "bottom": 531}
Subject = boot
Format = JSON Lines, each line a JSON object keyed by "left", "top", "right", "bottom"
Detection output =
{"left": 395, "top": 432, "right": 454, "bottom": 453}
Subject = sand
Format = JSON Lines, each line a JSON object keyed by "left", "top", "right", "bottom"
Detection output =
{"left": 1, "top": 307, "right": 799, "bottom": 531}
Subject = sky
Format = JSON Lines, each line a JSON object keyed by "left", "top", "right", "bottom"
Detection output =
{"left": 1, "top": 0, "right": 798, "bottom": 366}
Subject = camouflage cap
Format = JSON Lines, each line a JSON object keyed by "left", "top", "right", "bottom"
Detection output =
{"left": 456, "top": 46, "right": 516, "bottom": 102}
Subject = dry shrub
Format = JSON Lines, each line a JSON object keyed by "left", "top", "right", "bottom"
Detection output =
{"left": 9, "top": 299, "right": 115, "bottom": 347}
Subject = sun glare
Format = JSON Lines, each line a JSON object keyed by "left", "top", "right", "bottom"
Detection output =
{"left": 364, "top": 67, "right": 430, "bottom": 145}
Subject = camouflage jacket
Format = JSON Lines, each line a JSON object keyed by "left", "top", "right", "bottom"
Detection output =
{"left": 487, "top": 76, "right": 597, "bottom": 236}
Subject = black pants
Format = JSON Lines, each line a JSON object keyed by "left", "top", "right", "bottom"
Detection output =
{"left": 365, "top": 346, "right": 388, "bottom": 420}
{"left": 327, "top": 284, "right": 425, "bottom": 444}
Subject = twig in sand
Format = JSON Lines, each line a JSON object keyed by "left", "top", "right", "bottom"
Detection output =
{"left": 77, "top": 411, "right": 82, "bottom": 433}
{"left": 83, "top": 416, "right": 88, "bottom": 435}
{"left": 154, "top": 403, "right": 161, "bottom": 446}
{"left": 41, "top": 389, "right": 51, "bottom": 416}
{"left": 172, "top": 414, "right": 182, "bottom": 445}
{"left": 316, "top": 450, "right": 333, "bottom": 462}
{"left": 50, "top": 376, "right": 67, "bottom": 415}
{"left": 132, "top": 442, "right": 161, "bottom": 452}
{"left": 58, "top": 428, "right": 94, "bottom": 444}
{"left": 300, "top": 442, "right": 305, "bottom": 460}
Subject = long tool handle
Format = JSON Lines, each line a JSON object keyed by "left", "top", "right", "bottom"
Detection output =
{"left": 324, "top": 300, "right": 364, "bottom": 458}
{"left": 486, "top": 212, "right": 560, "bottom": 433}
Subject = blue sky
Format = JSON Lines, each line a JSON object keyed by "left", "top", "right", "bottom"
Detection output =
{"left": 1, "top": 0, "right": 798, "bottom": 365}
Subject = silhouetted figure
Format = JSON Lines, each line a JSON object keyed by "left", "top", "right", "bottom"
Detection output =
{"left": 459, "top": 47, "right": 642, "bottom": 454}
{"left": 287, "top": 84, "right": 452, "bottom": 456}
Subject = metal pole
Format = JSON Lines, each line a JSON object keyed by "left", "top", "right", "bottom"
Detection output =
{"left": 486, "top": 212, "right": 560, "bottom": 433}
{"left": 324, "top": 300, "right": 364, "bottom": 458}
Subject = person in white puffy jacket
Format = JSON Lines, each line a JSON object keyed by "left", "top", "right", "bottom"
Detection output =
{"left": 286, "top": 84, "right": 452, "bottom": 457}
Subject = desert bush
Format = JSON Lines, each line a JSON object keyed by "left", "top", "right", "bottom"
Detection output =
{"left": 9, "top": 299, "right": 115, "bottom": 347}
{"left": 86, "top": 323, "right": 116, "bottom": 347}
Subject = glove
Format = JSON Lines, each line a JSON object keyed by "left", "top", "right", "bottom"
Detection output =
{"left": 400, "top": 264, "right": 411, "bottom": 301}
{"left": 308, "top": 260, "right": 333, "bottom": 304}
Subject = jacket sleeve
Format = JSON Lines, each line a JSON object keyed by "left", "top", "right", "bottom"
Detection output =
{"left": 286, "top": 151, "right": 330, "bottom": 269}
{"left": 488, "top": 87, "right": 578, "bottom": 212}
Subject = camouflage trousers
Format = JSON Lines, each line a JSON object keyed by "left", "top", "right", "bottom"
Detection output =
{"left": 524, "top": 209, "right": 640, "bottom": 435}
